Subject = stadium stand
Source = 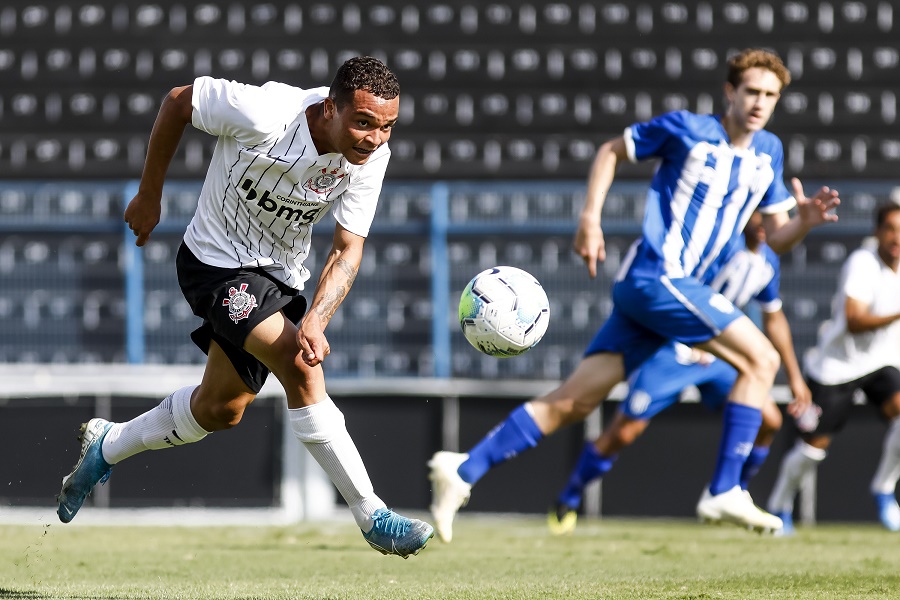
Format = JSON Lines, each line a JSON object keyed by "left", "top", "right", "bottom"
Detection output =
{"left": 0, "top": 1, "right": 896, "bottom": 373}
{"left": 0, "top": 1, "right": 895, "bottom": 179}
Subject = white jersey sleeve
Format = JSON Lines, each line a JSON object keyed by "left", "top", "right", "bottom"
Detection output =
{"left": 841, "top": 249, "right": 881, "bottom": 305}
{"left": 191, "top": 77, "right": 307, "bottom": 146}
{"left": 333, "top": 145, "right": 391, "bottom": 238}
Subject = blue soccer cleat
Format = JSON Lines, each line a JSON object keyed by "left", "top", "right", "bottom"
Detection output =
{"left": 362, "top": 508, "right": 435, "bottom": 558}
{"left": 56, "top": 418, "right": 114, "bottom": 523}
{"left": 874, "top": 492, "right": 900, "bottom": 532}
{"left": 773, "top": 511, "right": 795, "bottom": 537}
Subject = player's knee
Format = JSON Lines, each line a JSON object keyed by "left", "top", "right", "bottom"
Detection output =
{"left": 748, "top": 345, "right": 780, "bottom": 384}
{"left": 569, "top": 397, "right": 600, "bottom": 422}
{"left": 213, "top": 407, "right": 245, "bottom": 429}
{"left": 542, "top": 395, "right": 593, "bottom": 427}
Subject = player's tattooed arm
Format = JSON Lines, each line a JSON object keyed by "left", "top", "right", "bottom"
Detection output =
{"left": 313, "top": 257, "right": 357, "bottom": 325}
{"left": 298, "top": 225, "right": 364, "bottom": 366}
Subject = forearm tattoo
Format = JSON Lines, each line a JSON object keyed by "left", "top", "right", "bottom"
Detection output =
{"left": 315, "top": 257, "right": 358, "bottom": 323}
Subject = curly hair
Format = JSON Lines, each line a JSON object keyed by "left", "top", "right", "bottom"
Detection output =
{"left": 329, "top": 56, "right": 400, "bottom": 107}
{"left": 726, "top": 48, "right": 791, "bottom": 90}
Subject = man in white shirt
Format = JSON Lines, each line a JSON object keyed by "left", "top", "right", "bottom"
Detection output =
{"left": 768, "top": 202, "right": 900, "bottom": 533}
{"left": 56, "top": 56, "right": 435, "bottom": 558}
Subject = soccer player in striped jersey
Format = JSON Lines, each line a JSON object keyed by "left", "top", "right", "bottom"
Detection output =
{"left": 56, "top": 56, "right": 434, "bottom": 558}
{"left": 547, "top": 212, "right": 812, "bottom": 535}
{"left": 429, "top": 48, "right": 839, "bottom": 541}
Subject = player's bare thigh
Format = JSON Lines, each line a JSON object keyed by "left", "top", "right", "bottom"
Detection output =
{"left": 529, "top": 352, "right": 625, "bottom": 433}
{"left": 243, "top": 310, "right": 327, "bottom": 408}
{"left": 192, "top": 340, "right": 257, "bottom": 431}
{"left": 192, "top": 311, "right": 326, "bottom": 430}
{"left": 695, "top": 315, "right": 780, "bottom": 408}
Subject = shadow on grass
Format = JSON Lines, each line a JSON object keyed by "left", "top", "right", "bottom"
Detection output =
{"left": 0, "top": 590, "right": 53, "bottom": 599}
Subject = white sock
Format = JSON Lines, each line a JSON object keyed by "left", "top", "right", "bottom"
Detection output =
{"left": 101, "top": 386, "right": 209, "bottom": 464}
{"left": 289, "top": 397, "right": 385, "bottom": 532}
{"left": 871, "top": 417, "right": 900, "bottom": 495}
{"left": 767, "top": 441, "right": 826, "bottom": 514}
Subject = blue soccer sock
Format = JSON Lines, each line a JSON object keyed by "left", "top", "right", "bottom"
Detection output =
{"left": 457, "top": 404, "right": 544, "bottom": 485}
{"left": 709, "top": 403, "right": 763, "bottom": 496}
{"left": 739, "top": 445, "right": 770, "bottom": 491}
{"left": 557, "top": 443, "right": 617, "bottom": 509}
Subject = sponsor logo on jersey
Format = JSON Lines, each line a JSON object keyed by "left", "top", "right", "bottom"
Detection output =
{"left": 223, "top": 282, "right": 258, "bottom": 323}
{"left": 240, "top": 178, "right": 325, "bottom": 225}
{"left": 303, "top": 167, "right": 345, "bottom": 194}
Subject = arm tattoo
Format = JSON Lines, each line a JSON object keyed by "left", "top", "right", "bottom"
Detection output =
{"left": 315, "top": 257, "right": 358, "bottom": 323}
{"left": 335, "top": 257, "right": 357, "bottom": 285}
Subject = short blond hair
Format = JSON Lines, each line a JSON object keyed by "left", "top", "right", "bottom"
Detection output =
{"left": 727, "top": 49, "right": 791, "bottom": 90}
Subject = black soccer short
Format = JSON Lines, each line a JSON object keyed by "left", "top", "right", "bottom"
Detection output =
{"left": 175, "top": 243, "right": 308, "bottom": 393}
{"left": 795, "top": 366, "right": 900, "bottom": 437}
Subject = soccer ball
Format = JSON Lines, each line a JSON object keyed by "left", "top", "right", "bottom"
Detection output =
{"left": 458, "top": 266, "right": 550, "bottom": 357}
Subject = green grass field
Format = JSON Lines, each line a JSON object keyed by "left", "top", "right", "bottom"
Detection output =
{"left": 1, "top": 515, "right": 898, "bottom": 600}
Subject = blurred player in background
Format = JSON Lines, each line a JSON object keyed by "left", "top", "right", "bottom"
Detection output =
{"left": 56, "top": 56, "right": 434, "bottom": 558}
{"left": 429, "top": 48, "right": 840, "bottom": 542}
{"left": 768, "top": 202, "right": 900, "bottom": 534}
{"left": 548, "top": 211, "right": 811, "bottom": 534}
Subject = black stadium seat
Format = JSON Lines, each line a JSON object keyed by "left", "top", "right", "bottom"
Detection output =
{"left": 0, "top": 1, "right": 896, "bottom": 179}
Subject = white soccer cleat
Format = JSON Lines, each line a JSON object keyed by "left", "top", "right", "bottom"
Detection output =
{"left": 428, "top": 451, "right": 472, "bottom": 543}
{"left": 696, "top": 486, "right": 783, "bottom": 534}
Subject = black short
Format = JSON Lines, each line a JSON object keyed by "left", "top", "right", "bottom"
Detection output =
{"left": 176, "top": 243, "right": 307, "bottom": 393}
{"left": 794, "top": 366, "right": 900, "bottom": 437}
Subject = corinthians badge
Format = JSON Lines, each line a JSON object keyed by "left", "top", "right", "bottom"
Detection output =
{"left": 223, "top": 283, "right": 258, "bottom": 323}
{"left": 303, "top": 167, "right": 345, "bottom": 194}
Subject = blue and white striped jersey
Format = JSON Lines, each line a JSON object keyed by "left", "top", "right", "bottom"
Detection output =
{"left": 707, "top": 241, "right": 782, "bottom": 313}
{"left": 622, "top": 110, "right": 795, "bottom": 281}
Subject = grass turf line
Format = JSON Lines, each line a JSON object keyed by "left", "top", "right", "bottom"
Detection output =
{"left": 1, "top": 516, "right": 899, "bottom": 599}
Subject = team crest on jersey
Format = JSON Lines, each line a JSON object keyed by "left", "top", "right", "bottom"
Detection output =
{"left": 303, "top": 167, "right": 345, "bottom": 194}
{"left": 223, "top": 283, "right": 258, "bottom": 323}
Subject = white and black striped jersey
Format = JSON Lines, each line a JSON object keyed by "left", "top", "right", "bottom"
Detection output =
{"left": 183, "top": 76, "right": 390, "bottom": 291}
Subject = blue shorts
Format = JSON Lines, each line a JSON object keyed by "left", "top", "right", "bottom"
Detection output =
{"left": 619, "top": 343, "right": 738, "bottom": 420}
{"left": 585, "top": 275, "right": 743, "bottom": 375}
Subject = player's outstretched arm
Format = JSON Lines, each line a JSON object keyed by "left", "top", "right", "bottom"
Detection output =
{"left": 298, "top": 224, "right": 365, "bottom": 366}
{"left": 764, "top": 177, "right": 840, "bottom": 254}
{"left": 762, "top": 308, "right": 811, "bottom": 416}
{"left": 124, "top": 85, "right": 194, "bottom": 246}
{"left": 575, "top": 137, "right": 628, "bottom": 277}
